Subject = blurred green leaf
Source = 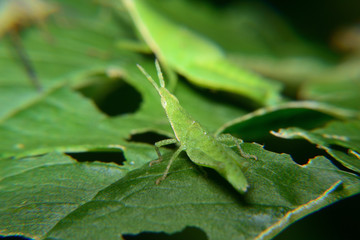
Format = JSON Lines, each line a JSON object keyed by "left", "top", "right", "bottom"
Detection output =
{"left": 0, "top": 0, "right": 136, "bottom": 117}
{"left": 145, "top": 0, "right": 331, "bottom": 58}
{"left": 300, "top": 58, "right": 360, "bottom": 111}
{"left": 123, "top": 0, "right": 283, "bottom": 106}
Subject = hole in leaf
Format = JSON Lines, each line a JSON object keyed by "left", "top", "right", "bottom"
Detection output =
{"left": 328, "top": 144, "right": 349, "bottom": 154}
{"left": 263, "top": 138, "right": 358, "bottom": 173}
{"left": 0, "top": 236, "right": 32, "bottom": 240}
{"left": 225, "top": 110, "right": 335, "bottom": 142}
{"left": 77, "top": 77, "right": 142, "bottom": 117}
{"left": 128, "top": 132, "right": 176, "bottom": 148}
{"left": 261, "top": 136, "right": 328, "bottom": 165}
{"left": 66, "top": 151, "right": 126, "bottom": 165}
{"left": 123, "top": 226, "right": 208, "bottom": 240}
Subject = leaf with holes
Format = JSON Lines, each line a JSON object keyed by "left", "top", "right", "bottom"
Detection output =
{"left": 3, "top": 144, "right": 354, "bottom": 240}
{"left": 1, "top": 0, "right": 360, "bottom": 239}
{"left": 214, "top": 101, "right": 359, "bottom": 141}
{"left": 0, "top": 85, "right": 129, "bottom": 158}
{"left": 0, "top": 59, "right": 247, "bottom": 158}
{"left": 273, "top": 120, "right": 360, "bottom": 174}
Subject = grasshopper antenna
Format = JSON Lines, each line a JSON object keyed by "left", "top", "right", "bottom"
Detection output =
{"left": 137, "top": 63, "right": 160, "bottom": 92}
{"left": 155, "top": 59, "right": 165, "bottom": 88}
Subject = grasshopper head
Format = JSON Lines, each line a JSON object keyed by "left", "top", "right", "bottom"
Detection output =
{"left": 137, "top": 60, "right": 180, "bottom": 115}
{"left": 159, "top": 87, "right": 179, "bottom": 109}
{"left": 137, "top": 59, "right": 178, "bottom": 107}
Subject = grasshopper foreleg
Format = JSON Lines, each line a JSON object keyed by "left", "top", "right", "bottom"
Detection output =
{"left": 151, "top": 138, "right": 178, "bottom": 166}
{"left": 155, "top": 146, "right": 185, "bottom": 185}
{"left": 152, "top": 138, "right": 185, "bottom": 185}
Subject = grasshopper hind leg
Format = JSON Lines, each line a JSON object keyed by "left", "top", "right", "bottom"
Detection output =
{"left": 216, "top": 134, "right": 257, "bottom": 160}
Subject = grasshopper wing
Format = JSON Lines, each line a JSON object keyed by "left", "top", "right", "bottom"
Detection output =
{"left": 186, "top": 148, "right": 249, "bottom": 193}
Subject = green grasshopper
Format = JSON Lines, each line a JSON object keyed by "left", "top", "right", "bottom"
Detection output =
{"left": 137, "top": 60, "right": 257, "bottom": 193}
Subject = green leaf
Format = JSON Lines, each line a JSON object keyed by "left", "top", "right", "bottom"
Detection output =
{"left": 0, "top": 152, "right": 126, "bottom": 239}
{"left": 123, "top": 0, "right": 283, "bottom": 106}
{"left": 273, "top": 120, "right": 360, "bottom": 174}
{"left": 12, "top": 144, "right": 355, "bottom": 240}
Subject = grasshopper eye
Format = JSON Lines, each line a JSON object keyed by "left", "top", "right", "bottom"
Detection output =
{"left": 161, "top": 98, "right": 167, "bottom": 107}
